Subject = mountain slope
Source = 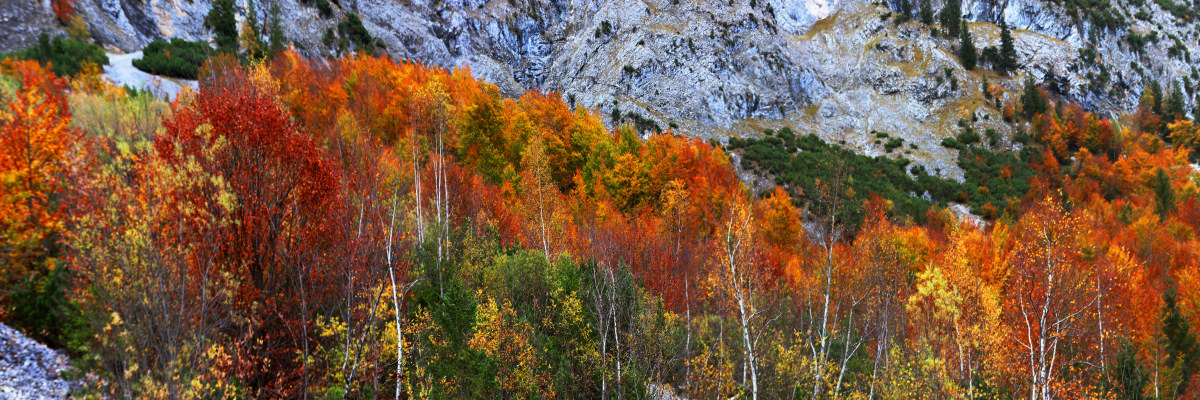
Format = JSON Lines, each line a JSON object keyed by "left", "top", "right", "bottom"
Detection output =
{"left": 4, "top": 0, "right": 1196, "bottom": 181}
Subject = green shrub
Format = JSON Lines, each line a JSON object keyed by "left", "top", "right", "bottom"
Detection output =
{"left": 884, "top": 137, "right": 905, "bottom": 152}
{"left": 942, "top": 137, "right": 964, "bottom": 149}
{"left": 3, "top": 33, "right": 108, "bottom": 78}
{"left": 957, "top": 127, "right": 980, "bottom": 145}
{"left": 132, "top": 38, "right": 211, "bottom": 80}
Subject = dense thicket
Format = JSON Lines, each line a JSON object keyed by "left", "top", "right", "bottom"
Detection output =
{"left": 131, "top": 38, "right": 211, "bottom": 79}
{"left": 2, "top": 33, "right": 107, "bottom": 78}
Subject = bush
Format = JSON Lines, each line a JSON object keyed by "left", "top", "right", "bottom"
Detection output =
{"left": 884, "top": 137, "right": 905, "bottom": 152}
{"left": 957, "top": 127, "right": 980, "bottom": 145}
{"left": 3, "top": 33, "right": 108, "bottom": 78}
{"left": 942, "top": 137, "right": 964, "bottom": 149}
{"left": 132, "top": 38, "right": 211, "bottom": 80}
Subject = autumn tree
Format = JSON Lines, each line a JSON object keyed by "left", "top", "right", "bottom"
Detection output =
{"left": 0, "top": 60, "right": 81, "bottom": 337}
{"left": 1006, "top": 194, "right": 1097, "bottom": 400}
{"left": 708, "top": 199, "right": 774, "bottom": 400}
{"left": 522, "top": 134, "right": 558, "bottom": 262}
{"left": 156, "top": 63, "right": 344, "bottom": 397}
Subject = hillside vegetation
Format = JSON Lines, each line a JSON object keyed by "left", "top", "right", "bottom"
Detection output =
{"left": 0, "top": 52, "right": 1198, "bottom": 399}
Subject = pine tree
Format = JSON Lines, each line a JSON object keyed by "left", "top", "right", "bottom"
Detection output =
{"left": 206, "top": 0, "right": 239, "bottom": 53}
{"left": 1021, "top": 75, "right": 1047, "bottom": 120}
{"left": 1165, "top": 82, "right": 1188, "bottom": 123}
{"left": 900, "top": 0, "right": 913, "bottom": 19}
{"left": 1154, "top": 167, "right": 1176, "bottom": 219}
{"left": 1109, "top": 342, "right": 1148, "bottom": 400}
{"left": 959, "top": 21, "right": 976, "bottom": 70}
{"left": 999, "top": 18, "right": 1017, "bottom": 72}
{"left": 920, "top": 0, "right": 934, "bottom": 25}
{"left": 1151, "top": 80, "right": 1164, "bottom": 115}
{"left": 1161, "top": 287, "right": 1199, "bottom": 396}
{"left": 268, "top": 1, "right": 286, "bottom": 56}
{"left": 939, "top": 0, "right": 960, "bottom": 36}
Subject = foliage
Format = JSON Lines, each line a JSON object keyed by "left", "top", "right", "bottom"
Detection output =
{"left": 3, "top": 33, "right": 108, "bottom": 78}
{"left": 998, "top": 19, "right": 1017, "bottom": 72}
{"left": 132, "top": 38, "right": 211, "bottom": 80}
{"left": 2, "top": 49, "right": 1200, "bottom": 400}
{"left": 205, "top": 0, "right": 239, "bottom": 53}
{"left": 958, "top": 21, "right": 976, "bottom": 70}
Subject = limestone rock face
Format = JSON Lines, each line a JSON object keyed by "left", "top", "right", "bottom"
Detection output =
{"left": 2, "top": 0, "right": 1196, "bottom": 181}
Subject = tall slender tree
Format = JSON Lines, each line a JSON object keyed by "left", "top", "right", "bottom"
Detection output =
{"left": 999, "top": 18, "right": 1018, "bottom": 72}
{"left": 959, "top": 20, "right": 977, "bottom": 70}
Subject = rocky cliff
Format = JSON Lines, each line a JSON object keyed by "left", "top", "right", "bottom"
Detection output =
{"left": 3, "top": 0, "right": 1196, "bottom": 182}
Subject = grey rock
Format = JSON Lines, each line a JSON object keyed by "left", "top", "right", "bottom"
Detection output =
{"left": 0, "top": 323, "right": 75, "bottom": 400}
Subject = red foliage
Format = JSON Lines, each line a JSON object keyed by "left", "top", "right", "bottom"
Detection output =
{"left": 158, "top": 67, "right": 342, "bottom": 397}
{"left": 51, "top": 0, "right": 75, "bottom": 23}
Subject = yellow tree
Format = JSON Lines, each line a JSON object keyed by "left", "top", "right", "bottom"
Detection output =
{"left": 521, "top": 134, "right": 557, "bottom": 262}
{"left": 469, "top": 296, "right": 554, "bottom": 399}
{"left": 708, "top": 198, "right": 773, "bottom": 399}
{"left": 907, "top": 225, "right": 1001, "bottom": 398}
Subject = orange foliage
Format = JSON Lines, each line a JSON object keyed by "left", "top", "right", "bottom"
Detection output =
{"left": 0, "top": 59, "right": 82, "bottom": 293}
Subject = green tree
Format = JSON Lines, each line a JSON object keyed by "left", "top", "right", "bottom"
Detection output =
{"left": 1161, "top": 287, "right": 1199, "bottom": 397}
{"left": 1150, "top": 80, "right": 1164, "bottom": 115}
{"left": 939, "top": 0, "right": 960, "bottom": 36}
{"left": 919, "top": 0, "right": 934, "bottom": 25}
{"left": 205, "top": 0, "right": 239, "bottom": 53}
{"left": 1165, "top": 82, "right": 1188, "bottom": 123}
{"left": 999, "top": 18, "right": 1017, "bottom": 72}
{"left": 959, "top": 21, "right": 976, "bottom": 70}
{"left": 267, "top": 1, "right": 286, "bottom": 56}
{"left": 1108, "top": 342, "right": 1148, "bottom": 400}
{"left": 1021, "top": 75, "right": 1047, "bottom": 119}
{"left": 1153, "top": 167, "right": 1175, "bottom": 219}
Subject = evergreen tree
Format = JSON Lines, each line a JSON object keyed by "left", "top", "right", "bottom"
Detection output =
{"left": 939, "top": 0, "right": 960, "bottom": 36}
{"left": 1154, "top": 167, "right": 1176, "bottom": 219}
{"left": 958, "top": 21, "right": 976, "bottom": 70}
{"left": 920, "top": 0, "right": 934, "bottom": 25}
{"left": 1165, "top": 82, "right": 1188, "bottom": 122}
{"left": 1021, "top": 75, "right": 1047, "bottom": 120}
{"left": 1151, "top": 80, "right": 1164, "bottom": 115}
{"left": 1109, "top": 342, "right": 1148, "bottom": 400}
{"left": 1161, "top": 287, "right": 1199, "bottom": 396}
{"left": 206, "top": 0, "right": 239, "bottom": 53}
{"left": 900, "top": 0, "right": 913, "bottom": 19}
{"left": 999, "top": 18, "right": 1017, "bottom": 72}
{"left": 268, "top": 1, "right": 286, "bottom": 56}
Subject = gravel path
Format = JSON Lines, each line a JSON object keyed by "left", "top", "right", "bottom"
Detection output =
{"left": 102, "top": 51, "right": 197, "bottom": 101}
{"left": 0, "top": 323, "right": 75, "bottom": 399}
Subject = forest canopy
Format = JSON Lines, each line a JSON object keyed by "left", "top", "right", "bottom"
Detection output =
{"left": 0, "top": 51, "right": 1198, "bottom": 399}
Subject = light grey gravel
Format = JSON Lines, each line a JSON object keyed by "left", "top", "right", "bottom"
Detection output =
{"left": 0, "top": 323, "right": 75, "bottom": 400}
